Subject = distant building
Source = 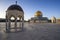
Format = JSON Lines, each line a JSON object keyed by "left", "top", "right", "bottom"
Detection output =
{"left": 29, "top": 11, "right": 49, "bottom": 23}
{"left": 56, "top": 18, "right": 60, "bottom": 23}
{"left": 51, "top": 16, "right": 56, "bottom": 23}
{"left": 0, "top": 18, "right": 6, "bottom": 22}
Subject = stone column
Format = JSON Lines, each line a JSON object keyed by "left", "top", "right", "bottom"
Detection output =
{"left": 15, "top": 18, "right": 17, "bottom": 32}
{"left": 19, "top": 17, "right": 21, "bottom": 29}
{"left": 7, "top": 18, "right": 11, "bottom": 32}
{"left": 6, "top": 15, "right": 8, "bottom": 32}
{"left": 21, "top": 17, "right": 24, "bottom": 31}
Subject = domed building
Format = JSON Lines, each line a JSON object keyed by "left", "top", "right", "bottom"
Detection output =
{"left": 6, "top": 2, "right": 24, "bottom": 32}
{"left": 29, "top": 11, "right": 48, "bottom": 23}
{"left": 34, "top": 11, "right": 42, "bottom": 17}
{"left": 51, "top": 16, "right": 56, "bottom": 23}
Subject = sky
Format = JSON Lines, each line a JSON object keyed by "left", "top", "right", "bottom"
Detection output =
{"left": 0, "top": 0, "right": 60, "bottom": 20}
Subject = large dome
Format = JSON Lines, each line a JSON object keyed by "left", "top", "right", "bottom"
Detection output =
{"left": 7, "top": 4, "right": 23, "bottom": 12}
{"left": 34, "top": 11, "right": 42, "bottom": 17}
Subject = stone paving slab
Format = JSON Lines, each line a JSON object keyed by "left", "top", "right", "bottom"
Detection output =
{"left": 0, "top": 22, "right": 60, "bottom": 40}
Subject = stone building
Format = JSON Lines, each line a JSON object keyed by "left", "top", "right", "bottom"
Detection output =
{"left": 51, "top": 16, "right": 56, "bottom": 23}
{"left": 29, "top": 11, "right": 48, "bottom": 23}
{"left": 56, "top": 18, "right": 60, "bottom": 23}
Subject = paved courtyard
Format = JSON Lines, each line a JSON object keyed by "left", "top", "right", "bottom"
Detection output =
{"left": 0, "top": 22, "right": 60, "bottom": 40}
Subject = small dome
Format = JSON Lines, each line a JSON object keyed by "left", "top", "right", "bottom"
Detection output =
{"left": 35, "top": 11, "right": 42, "bottom": 17}
{"left": 51, "top": 16, "right": 56, "bottom": 20}
{"left": 7, "top": 4, "right": 23, "bottom": 12}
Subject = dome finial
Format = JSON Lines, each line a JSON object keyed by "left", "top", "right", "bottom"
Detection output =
{"left": 15, "top": 1, "right": 17, "bottom": 5}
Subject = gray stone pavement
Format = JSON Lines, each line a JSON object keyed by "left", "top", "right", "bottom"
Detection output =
{"left": 0, "top": 22, "right": 60, "bottom": 40}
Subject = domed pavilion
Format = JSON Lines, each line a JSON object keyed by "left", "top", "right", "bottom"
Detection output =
{"left": 6, "top": 2, "right": 24, "bottom": 32}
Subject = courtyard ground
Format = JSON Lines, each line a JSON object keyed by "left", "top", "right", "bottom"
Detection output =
{"left": 0, "top": 22, "right": 60, "bottom": 40}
